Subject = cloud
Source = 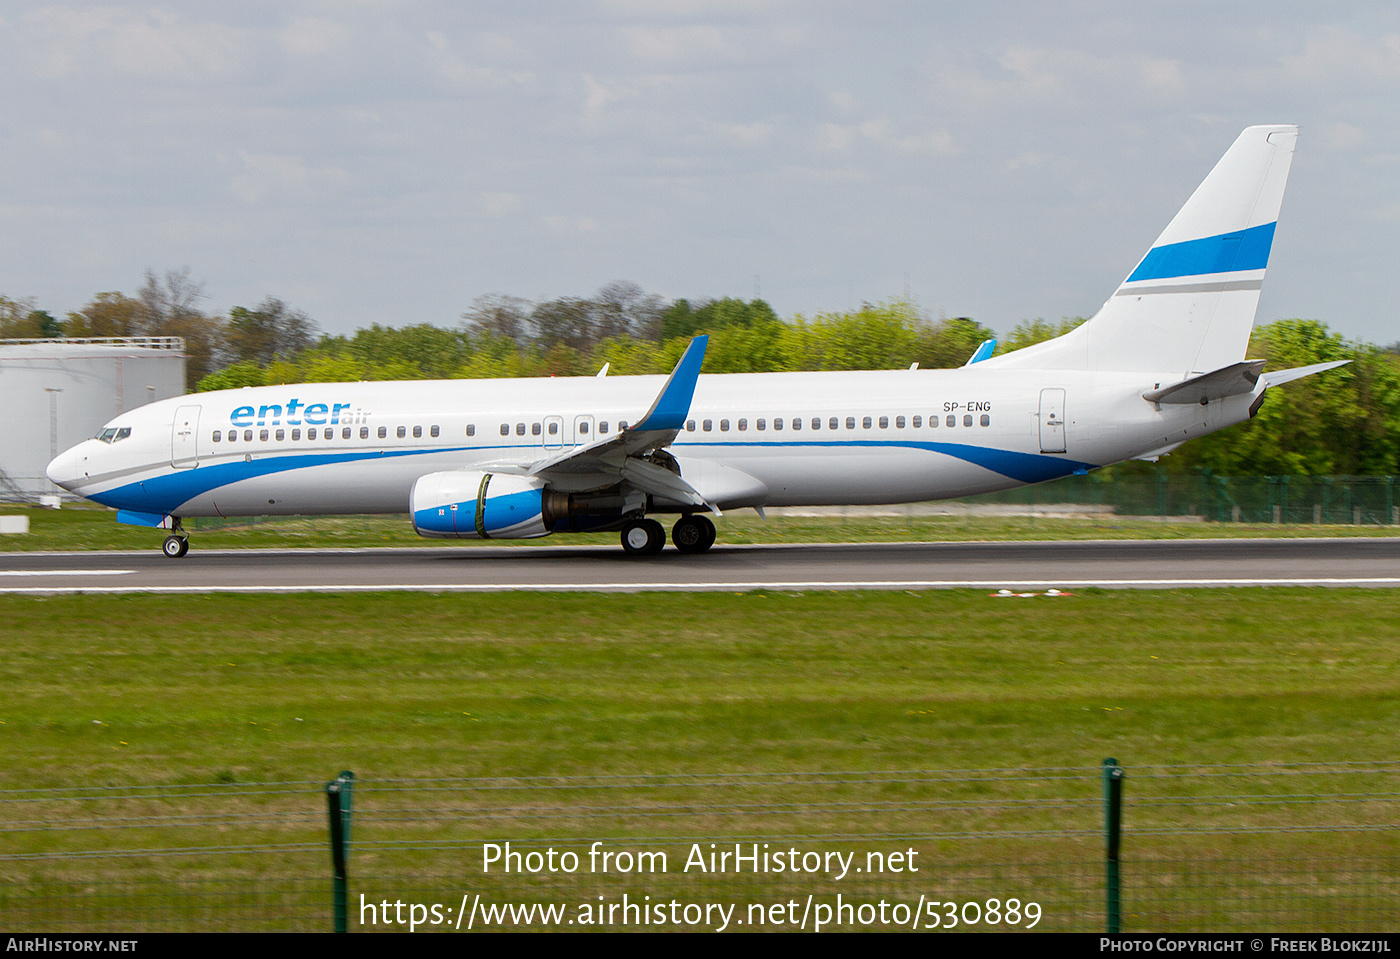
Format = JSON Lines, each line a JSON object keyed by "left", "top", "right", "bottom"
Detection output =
{"left": 818, "top": 118, "right": 955, "bottom": 155}
{"left": 24, "top": 6, "right": 248, "bottom": 82}
{"left": 230, "top": 152, "right": 351, "bottom": 204}
{"left": 543, "top": 215, "right": 598, "bottom": 234}
{"left": 279, "top": 16, "right": 349, "bottom": 57}
{"left": 1281, "top": 26, "right": 1400, "bottom": 87}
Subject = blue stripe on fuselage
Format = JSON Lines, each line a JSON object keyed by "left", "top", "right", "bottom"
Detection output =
{"left": 1126, "top": 222, "right": 1275, "bottom": 283}
{"left": 86, "top": 440, "right": 1094, "bottom": 514}
{"left": 87, "top": 447, "right": 469, "bottom": 514}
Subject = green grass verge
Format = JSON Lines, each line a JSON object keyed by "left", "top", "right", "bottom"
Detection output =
{"left": 3, "top": 589, "right": 1396, "bottom": 932}
{"left": 2, "top": 502, "right": 1400, "bottom": 552}
{"left": 5, "top": 589, "right": 1395, "bottom": 782}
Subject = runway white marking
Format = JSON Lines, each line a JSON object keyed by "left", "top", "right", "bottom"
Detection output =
{"left": 0, "top": 570, "right": 133, "bottom": 577}
{"left": 2, "top": 577, "right": 1399, "bottom": 594}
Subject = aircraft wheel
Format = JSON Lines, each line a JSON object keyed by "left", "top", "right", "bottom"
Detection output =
{"left": 672, "top": 515, "right": 716, "bottom": 554}
{"left": 162, "top": 535, "right": 189, "bottom": 559}
{"left": 621, "top": 518, "right": 665, "bottom": 557}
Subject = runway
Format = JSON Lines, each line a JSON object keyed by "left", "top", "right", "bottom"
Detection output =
{"left": 3, "top": 538, "right": 1400, "bottom": 593}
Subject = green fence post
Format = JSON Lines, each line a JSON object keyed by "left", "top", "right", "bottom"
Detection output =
{"left": 1103, "top": 758, "right": 1124, "bottom": 933}
{"left": 327, "top": 770, "right": 355, "bottom": 932}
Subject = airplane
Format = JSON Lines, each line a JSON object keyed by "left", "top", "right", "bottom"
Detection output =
{"left": 47, "top": 124, "right": 1345, "bottom": 559}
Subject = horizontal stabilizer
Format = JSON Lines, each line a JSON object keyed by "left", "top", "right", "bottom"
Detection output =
{"left": 1261, "top": 359, "right": 1349, "bottom": 388}
{"left": 1142, "top": 360, "right": 1265, "bottom": 405}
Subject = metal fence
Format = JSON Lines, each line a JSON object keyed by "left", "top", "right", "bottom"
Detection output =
{"left": 1, "top": 762, "right": 1396, "bottom": 932}
{"left": 970, "top": 474, "right": 1400, "bottom": 525}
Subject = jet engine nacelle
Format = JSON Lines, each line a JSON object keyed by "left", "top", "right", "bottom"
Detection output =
{"left": 411, "top": 470, "right": 561, "bottom": 539}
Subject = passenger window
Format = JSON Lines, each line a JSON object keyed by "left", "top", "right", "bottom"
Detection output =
{"left": 500, "top": 423, "right": 509, "bottom": 436}
{"left": 963, "top": 414, "right": 973, "bottom": 427}
{"left": 413, "top": 426, "right": 423, "bottom": 438}
{"left": 738, "top": 418, "right": 748, "bottom": 431}
{"left": 980, "top": 414, "right": 990, "bottom": 427}
{"left": 598, "top": 422, "right": 608, "bottom": 433}
{"left": 212, "top": 431, "right": 222, "bottom": 442}
{"left": 306, "top": 428, "right": 315, "bottom": 440}
{"left": 862, "top": 417, "right": 872, "bottom": 429}
{"left": 227, "top": 431, "right": 236, "bottom": 443}
{"left": 878, "top": 416, "right": 888, "bottom": 429}
{"left": 291, "top": 429, "right": 301, "bottom": 441}
{"left": 342, "top": 427, "right": 352, "bottom": 439}
{"left": 896, "top": 416, "right": 905, "bottom": 428}
{"left": 431, "top": 425, "right": 440, "bottom": 438}
{"left": 466, "top": 424, "right": 475, "bottom": 437}
{"left": 618, "top": 421, "right": 628, "bottom": 431}
{"left": 397, "top": 426, "right": 406, "bottom": 438}
{"left": 720, "top": 419, "right": 729, "bottom": 431}
{"left": 532, "top": 423, "right": 542, "bottom": 436}
{"left": 359, "top": 427, "right": 369, "bottom": 439}
{"left": 811, "top": 418, "right": 821, "bottom": 430}
{"left": 790, "top": 418, "right": 800, "bottom": 430}
{"left": 260, "top": 430, "right": 269, "bottom": 442}
{"left": 378, "top": 426, "right": 387, "bottom": 439}
{"left": 703, "top": 419, "right": 713, "bottom": 432}
{"left": 245, "top": 430, "right": 254, "bottom": 442}
{"left": 579, "top": 422, "right": 589, "bottom": 435}
{"left": 548, "top": 422, "right": 559, "bottom": 435}
{"left": 276, "top": 430, "right": 285, "bottom": 441}
{"left": 845, "top": 417, "right": 855, "bottom": 430}
{"left": 686, "top": 419, "right": 695, "bottom": 432}
{"left": 774, "top": 418, "right": 784, "bottom": 430}
{"left": 515, "top": 423, "right": 525, "bottom": 436}
{"left": 756, "top": 418, "right": 765, "bottom": 431}
{"left": 912, "top": 415, "right": 922, "bottom": 428}
{"left": 326, "top": 430, "right": 334, "bottom": 441}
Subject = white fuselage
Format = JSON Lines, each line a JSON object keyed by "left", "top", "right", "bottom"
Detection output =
{"left": 46, "top": 366, "right": 1256, "bottom": 520}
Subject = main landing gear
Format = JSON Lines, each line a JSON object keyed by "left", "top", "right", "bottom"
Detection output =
{"left": 619, "top": 515, "right": 716, "bottom": 556}
{"left": 671, "top": 514, "right": 716, "bottom": 554}
{"left": 162, "top": 518, "right": 189, "bottom": 558}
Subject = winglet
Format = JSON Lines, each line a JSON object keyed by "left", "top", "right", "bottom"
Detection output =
{"left": 964, "top": 338, "right": 997, "bottom": 366}
{"left": 629, "top": 335, "right": 708, "bottom": 432}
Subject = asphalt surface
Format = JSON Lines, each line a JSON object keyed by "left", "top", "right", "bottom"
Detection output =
{"left": 3, "top": 538, "right": 1400, "bottom": 592}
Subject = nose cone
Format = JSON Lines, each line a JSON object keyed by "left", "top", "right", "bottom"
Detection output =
{"left": 46, "top": 445, "right": 83, "bottom": 491}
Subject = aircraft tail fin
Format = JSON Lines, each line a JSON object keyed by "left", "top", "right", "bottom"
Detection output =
{"left": 984, "top": 125, "right": 1298, "bottom": 374}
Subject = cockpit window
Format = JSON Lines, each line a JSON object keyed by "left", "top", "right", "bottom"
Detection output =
{"left": 95, "top": 427, "right": 132, "bottom": 444}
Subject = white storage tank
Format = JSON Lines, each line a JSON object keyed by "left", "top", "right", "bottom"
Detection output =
{"left": 0, "top": 338, "right": 187, "bottom": 500}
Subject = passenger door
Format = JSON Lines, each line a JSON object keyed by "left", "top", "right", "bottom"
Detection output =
{"left": 171, "top": 405, "right": 201, "bottom": 468}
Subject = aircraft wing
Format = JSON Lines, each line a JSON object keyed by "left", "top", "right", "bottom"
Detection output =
{"left": 479, "top": 335, "right": 717, "bottom": 510}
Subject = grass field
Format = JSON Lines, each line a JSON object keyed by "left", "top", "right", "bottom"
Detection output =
{"left": 2, "top": 588, "right": 1397, "bottom": 931}
{"left": 3, "top": 501, "right": 1400, "bottom": 552}
{"left": 3, "top": 589, "right": 1397, "bottom": 780}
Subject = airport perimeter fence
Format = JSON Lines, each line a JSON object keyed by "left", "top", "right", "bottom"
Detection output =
{"left": 966, "top": 474, "right": 1400, "bottom": 525}
{"left": 0, "top": 762, "right": 1396, "bottom": 933}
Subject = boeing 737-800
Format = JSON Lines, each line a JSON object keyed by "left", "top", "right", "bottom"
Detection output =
{"left": 47, "top": 125, "right": 1344, "bottom": 558}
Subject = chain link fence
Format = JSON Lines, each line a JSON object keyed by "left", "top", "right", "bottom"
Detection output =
{"left": 967, "top": 474, "right": 1400, "bottom": 525}
{"left": 1, "top": 762, "right": 1395, "bottom": 932}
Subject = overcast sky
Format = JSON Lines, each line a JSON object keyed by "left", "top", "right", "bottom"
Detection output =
{"left": 2, "top": 2, "right": 1398, "bottom": 345}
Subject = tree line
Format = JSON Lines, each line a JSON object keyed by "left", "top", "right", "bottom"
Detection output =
{"left": 3, "top": 272, "right": 1398, "bottom": 475}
